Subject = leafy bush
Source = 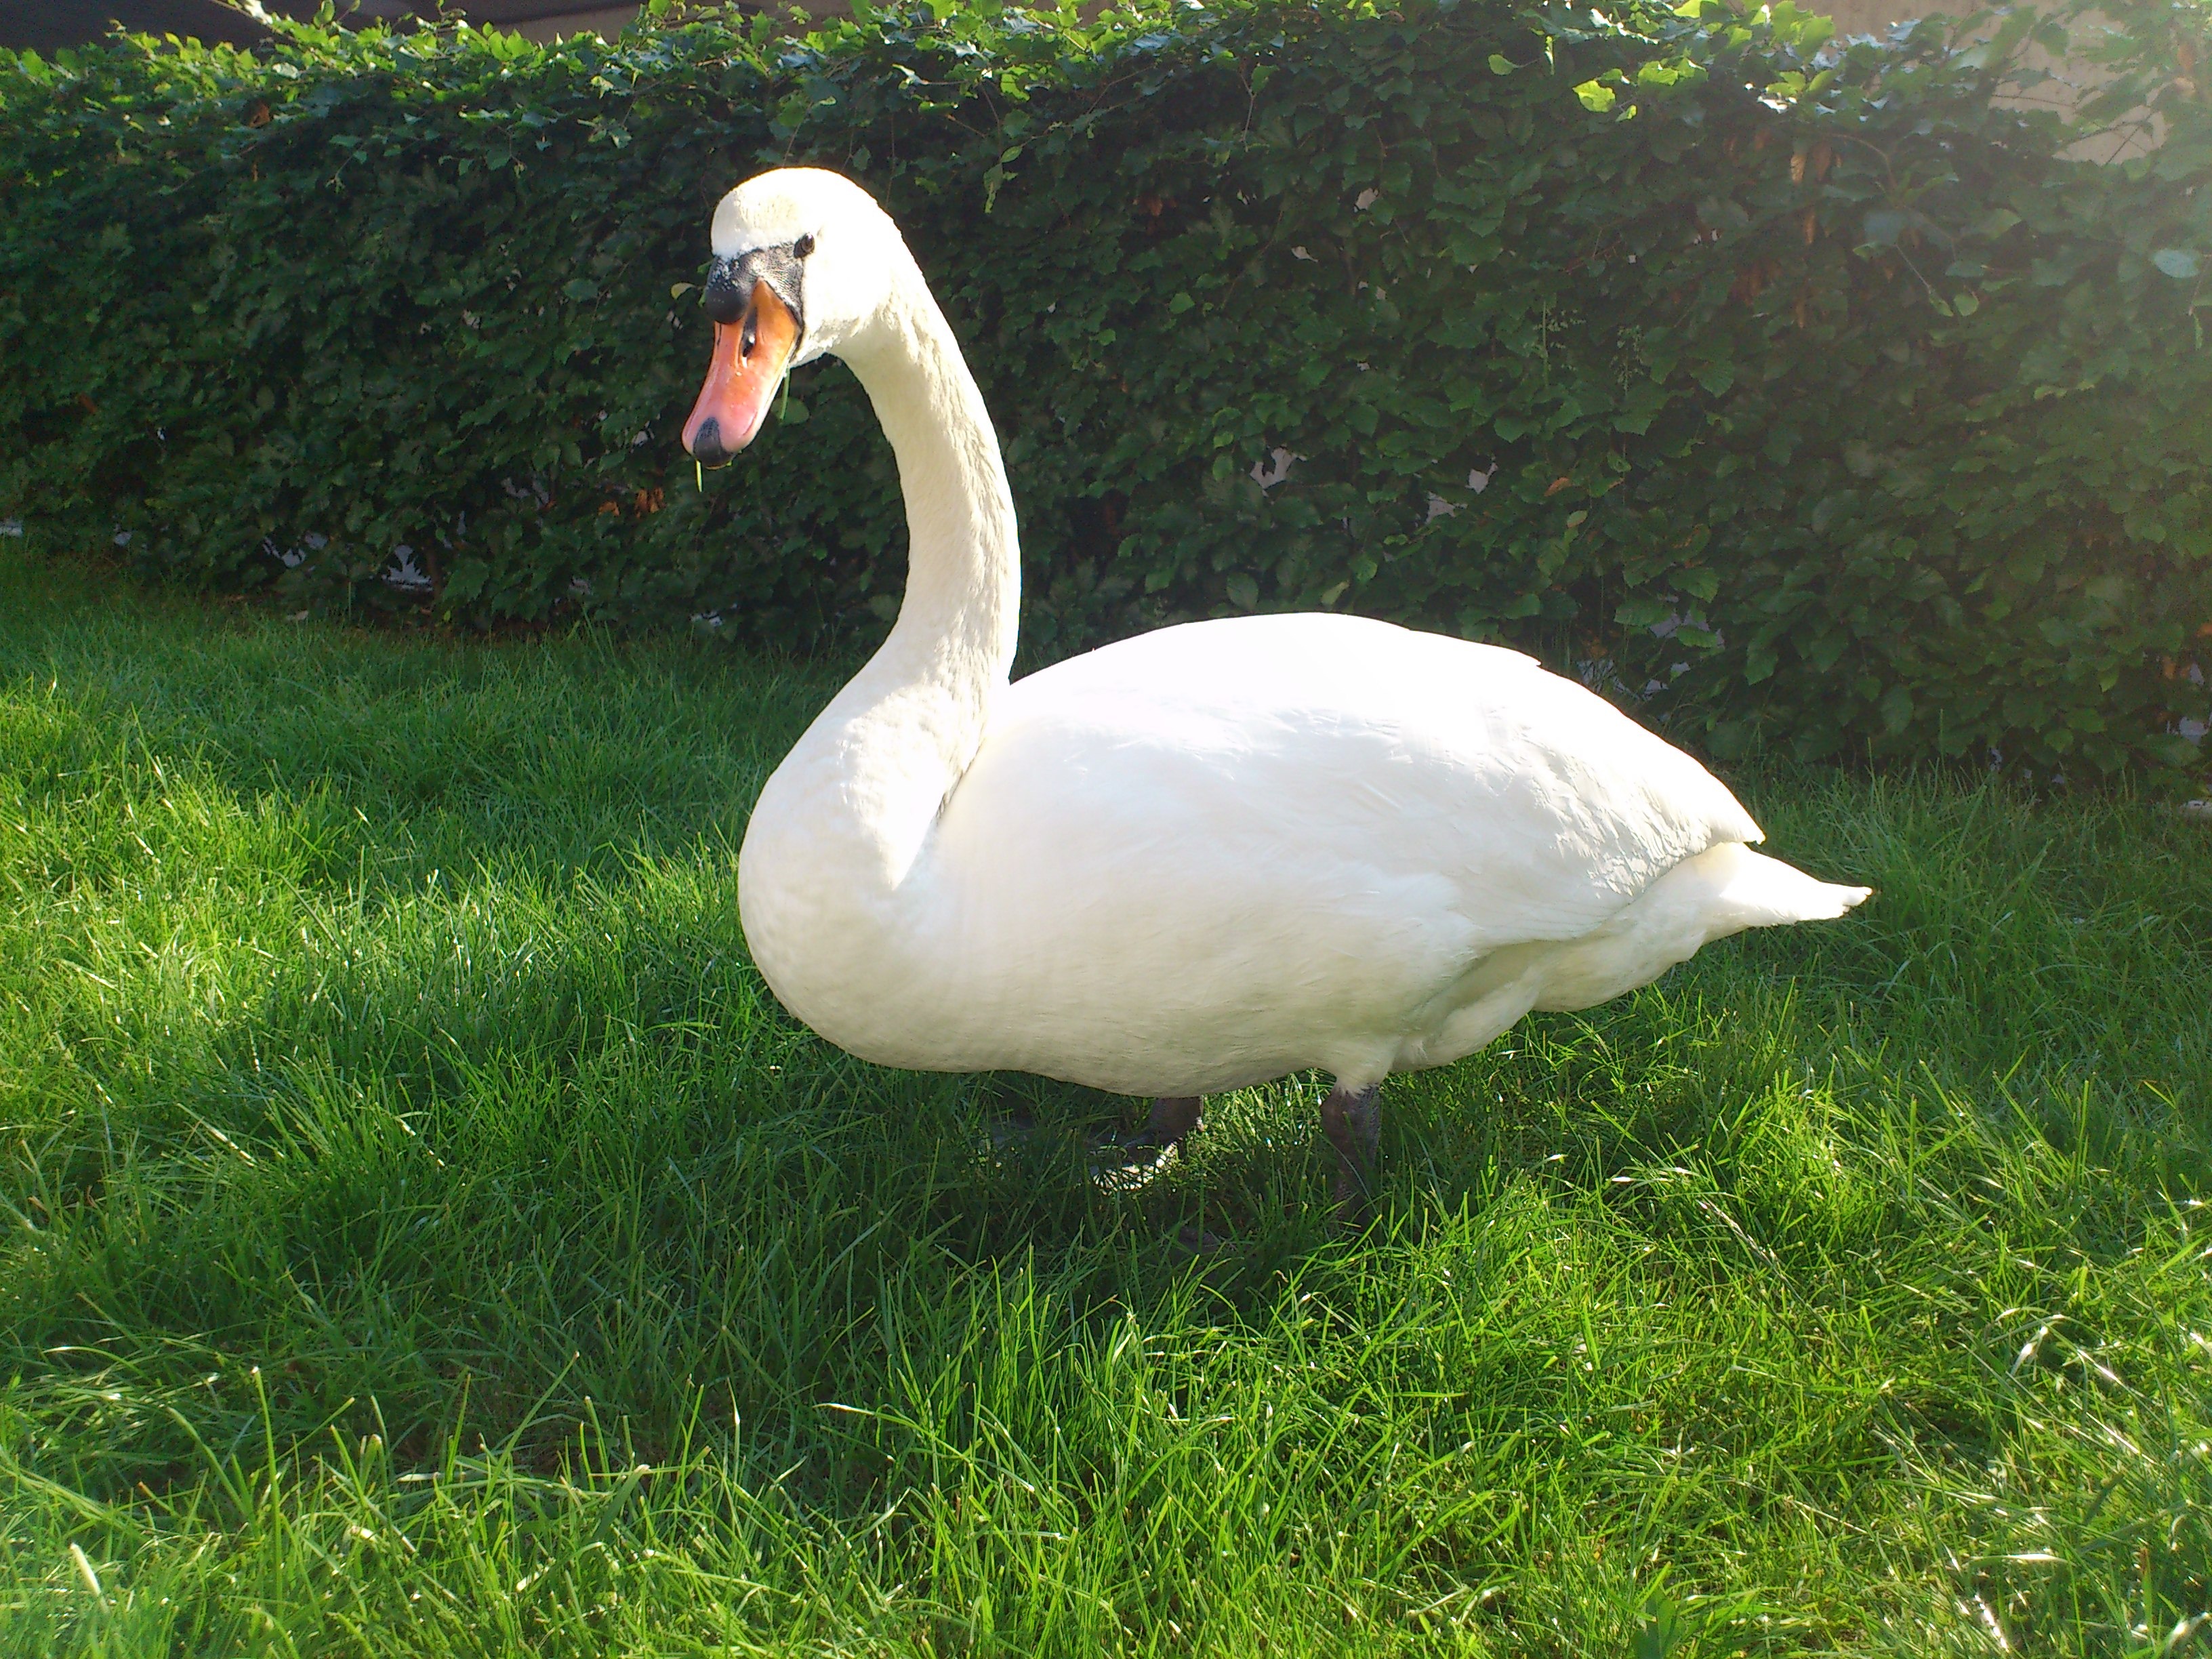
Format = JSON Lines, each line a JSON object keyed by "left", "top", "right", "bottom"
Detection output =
{"left": 1, "top": 0, "right": 2207, "bottom": 781}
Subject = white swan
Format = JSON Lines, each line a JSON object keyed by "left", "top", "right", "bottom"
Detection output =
{"left": 683, "top": 168, "right": 1868, "bottom": 1201}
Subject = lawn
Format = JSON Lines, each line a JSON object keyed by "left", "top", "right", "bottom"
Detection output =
{"left": 1, "top": 546, "right": 2207, "bottom": 1656}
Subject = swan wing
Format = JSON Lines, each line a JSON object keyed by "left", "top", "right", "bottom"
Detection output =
{"left": 902, "top": 613, "right": 1767, "bottom": 1090}
{"left": 963, "top": 611, "right": 1759, "bottom": 939}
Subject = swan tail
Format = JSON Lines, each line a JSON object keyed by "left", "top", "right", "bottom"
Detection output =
{"left": 1507, "top": 840, "right": 1867, "bottom": 1020}
{"left": 1705, "top": 842, "right": 1872, "bottom": 930}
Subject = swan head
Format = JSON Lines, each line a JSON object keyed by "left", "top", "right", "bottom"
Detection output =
{"left": 682, "top": 167, "right": 903, "bottom": 466}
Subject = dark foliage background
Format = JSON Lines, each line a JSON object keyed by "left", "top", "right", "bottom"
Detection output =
{"left": 1, "top": 0, "right": 2207, "bottom": 780}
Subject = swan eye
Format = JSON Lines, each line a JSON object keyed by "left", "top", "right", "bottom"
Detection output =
{"left": 794, "top": 234, "right": 815, "bottom": 259}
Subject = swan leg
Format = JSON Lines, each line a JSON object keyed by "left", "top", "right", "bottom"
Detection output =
{"left": 1134, "top": 1094, "right": 1203, "bottom": 1151}
{"left": 1319, "top": 1082, "right": 1382, "bottom": 1214}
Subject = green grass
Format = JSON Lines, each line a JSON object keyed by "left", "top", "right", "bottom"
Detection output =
{"left": 1, "top": 548, "right": 2207, "bottom": 1658}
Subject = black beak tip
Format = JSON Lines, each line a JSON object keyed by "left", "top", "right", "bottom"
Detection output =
{"left": 688, "top": 419, "right": 730, "bottom": 467}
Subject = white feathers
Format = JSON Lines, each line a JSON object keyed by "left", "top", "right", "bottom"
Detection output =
{"left": 725, "top": 169, "right": 1868, "bottom": 1101}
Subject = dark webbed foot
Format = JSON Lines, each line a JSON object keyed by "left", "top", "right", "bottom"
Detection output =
{"left": 1319, "top": 1082, "right": 1381, "bottom": 1216}
{"left": 1090, "top": 1095, "right": 1203, "bottom": 1189}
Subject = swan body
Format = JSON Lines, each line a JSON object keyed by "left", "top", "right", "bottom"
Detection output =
{"left": 684, "top": 169, "right": 1868, "bottom": 1143}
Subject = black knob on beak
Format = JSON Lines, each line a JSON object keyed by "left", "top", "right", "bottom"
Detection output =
{"left": 703, "top": 258, "right": 747, "bottom": 325}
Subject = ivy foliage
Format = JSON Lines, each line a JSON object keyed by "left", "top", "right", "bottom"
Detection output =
{"left": 1, "top": 0, "right": 2207, "bottom": 781}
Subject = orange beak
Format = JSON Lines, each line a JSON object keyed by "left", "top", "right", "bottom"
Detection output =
{"left": 682, "top": 281, "right": 800, "bottom": 465}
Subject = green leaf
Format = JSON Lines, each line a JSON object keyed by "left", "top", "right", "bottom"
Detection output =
{"left": 2151, "top": 248, "right": 2200, "bottom": 281}
{"left": 1861, "top": 209, "right": 1909, "bottom": 247}
{"left": 1573, "top": 79, "right": 1618, "bottom": 113}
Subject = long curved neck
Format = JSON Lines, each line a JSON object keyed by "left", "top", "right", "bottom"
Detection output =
{"left": 844, "top": 264, "right": 1020, "bottom": 694}
{"left": 766, "top": 248, "right": 1020, "bottom": 893}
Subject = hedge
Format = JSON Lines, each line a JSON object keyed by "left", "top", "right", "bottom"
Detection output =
{"left": 1, "top": 0, "right": 2207, "bottom": 783}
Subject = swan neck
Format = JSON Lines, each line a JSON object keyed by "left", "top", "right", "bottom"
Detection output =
{"left": 742, "top": 245, "right": 1019, "bottom": 905}
{"left": 847, "top": 266, "right": 1019, "bottom": 689}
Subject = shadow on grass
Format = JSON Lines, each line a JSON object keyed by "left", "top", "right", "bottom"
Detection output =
{"left": 0, "top": 556, "right": 829, "bottom": 896}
